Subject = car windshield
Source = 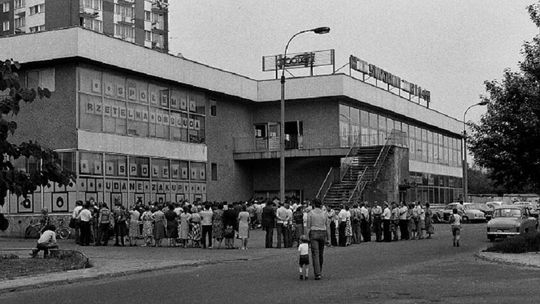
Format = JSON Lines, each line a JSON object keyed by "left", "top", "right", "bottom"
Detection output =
{"left": 493, "top": 208, "right": 521, "bottom": 218}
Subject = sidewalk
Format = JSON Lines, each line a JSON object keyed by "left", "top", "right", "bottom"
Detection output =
{"left": 476, "top": 250, "right": 540, "bottom": 269}
{"left": 0, "top": 229, "right": 289, "bottom": 294}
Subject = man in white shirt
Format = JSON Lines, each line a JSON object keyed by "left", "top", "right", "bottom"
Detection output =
{"left": 399, "top": 202, "right": 409, "bottom": 240}
{"left": 371, "top": 202, "right": 383, "bottom": 242}
{"left": 199, "top": 203, "right": 214, "bottom": 249}
{"left": 275, "top": 202, "right": 290, "bottom": 248}
{"left": 360, "top": 203, "right": 371, "bottom": 242}
{"left": 382, "top": 202, "right": 392, "bottom": 242}
{"left": 337, "top": 205, "right": 350, "bottom": 246}
{"left": 30, "top": 225, "right": 58, "bottom": 258}
{"left": 71, "top": 200, "right": 83, "bottom": 244}
{"left": 77, "top": 203, "right": 93, "bottom": 246}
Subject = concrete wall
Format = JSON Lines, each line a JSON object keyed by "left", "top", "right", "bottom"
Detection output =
{"left": 252, "top": 157, "right": 340, "bottom": 200}
{"left": 252, "top": 99, "right": 340, "bottom": 149}
{"left": 11, "top": 63, "right": 78, "bottom": 150}
{"left": 364, "top": 147, "right": 409, "bottom": 203}
{"left": 205, "top": 97, "right": 254, "bottom": 202}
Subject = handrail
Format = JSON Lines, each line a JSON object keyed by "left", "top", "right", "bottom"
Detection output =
{"left": 347, "top": 166, "right": 368, "bottom": 205}
{"left": 316, "top": 167, "right": 334, "bottom": 199}
{"left": 339, "top": 135, "right": 362, "bottom": 181}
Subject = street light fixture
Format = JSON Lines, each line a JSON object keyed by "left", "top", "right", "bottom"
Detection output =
{"left": 462, "top": 101, "right": 488, "bottom": 202}
{"left": 279, "top": 27, "right": 330, "bottom": 204}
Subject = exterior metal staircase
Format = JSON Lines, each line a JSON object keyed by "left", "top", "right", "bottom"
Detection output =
{"left": 316, "top": 142, "right": 393, "bottom": 210}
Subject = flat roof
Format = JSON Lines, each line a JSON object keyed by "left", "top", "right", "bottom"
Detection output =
{"left": 0, "top": 27, "right": 463, "bottom": 135}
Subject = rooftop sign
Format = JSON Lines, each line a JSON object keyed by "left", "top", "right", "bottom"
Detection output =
{"left": 349, "top": 55, "right": 431, "bottom": 107}
{"left": 262, "top": 49, "right": 335, "bottom": 77}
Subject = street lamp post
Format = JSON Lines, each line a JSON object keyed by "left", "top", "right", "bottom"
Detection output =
{"left": 279, "top": 27, "right": 330, "bottom": 204}
{"left": 462, "top": 101, "right": 488, "bottom": 202}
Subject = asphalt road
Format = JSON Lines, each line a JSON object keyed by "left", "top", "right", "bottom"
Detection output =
{"left": 4, "top": 223, "right": 540, "bottom": 304}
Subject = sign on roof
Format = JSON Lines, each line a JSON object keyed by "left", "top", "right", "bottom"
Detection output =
{"left": 262, "top": 49, "right": 334, "bottom": 72}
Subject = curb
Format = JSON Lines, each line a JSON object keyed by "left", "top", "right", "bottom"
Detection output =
{"left": 0, "top": 255, "right": 263, "bottom": 294}
{"left": 474, "top": 250, "right": 540, "bottom": 269}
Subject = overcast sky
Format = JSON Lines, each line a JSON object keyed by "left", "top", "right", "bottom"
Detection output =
{"left": 168, "top": 0, "right": 538, "bottom": 122}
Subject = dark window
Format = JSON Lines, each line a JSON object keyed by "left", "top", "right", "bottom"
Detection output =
{"left": 210, "top": 105, "right": 216, "bottom": 116}
{"left": 211, "top": 163, "right": 217, "bottom": 181}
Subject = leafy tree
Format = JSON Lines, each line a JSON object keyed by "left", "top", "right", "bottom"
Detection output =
{"left": 467, "top": 166, "right": 505, "bottom": 195}
{"left": 469, "top": 3, "right": 540, "bottom": 193}
{"left": 0, "top": 59, "right": 74, "bottom": 212}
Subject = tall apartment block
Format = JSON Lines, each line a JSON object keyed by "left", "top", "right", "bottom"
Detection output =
{"left": 0, "top": 0, "right": 168, "bottom": 51}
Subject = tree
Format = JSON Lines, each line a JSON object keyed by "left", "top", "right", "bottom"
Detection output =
{"left": 467, "top": 166, "right": 505, "bottom": 195}
{"left": 469, "top": 3, "right": 540, "bottom": 193}
{"left": 0, "top": 59, "right": 74, "bottom": 212}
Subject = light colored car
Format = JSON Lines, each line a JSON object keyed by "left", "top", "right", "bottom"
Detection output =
{"left": 435, "top": 202, "right": 486, "bottom": 223}
{"left": 487, "top": 206, "right": 538, "bottom": 241}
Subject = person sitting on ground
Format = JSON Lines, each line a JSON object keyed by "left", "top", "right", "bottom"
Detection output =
{"left": 30, "top": 225, "right": 58, "bottom": 258}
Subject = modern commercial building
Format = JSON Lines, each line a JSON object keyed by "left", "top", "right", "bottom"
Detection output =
{"left": 0, "top": 0, "right": 168, "bottom": 51}
{"left": 0, "top": 27, "right": 463, "bottom": 236}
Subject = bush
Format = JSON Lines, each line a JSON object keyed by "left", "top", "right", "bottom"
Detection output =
{"left": 486, "top": 232, "right": 540, "bottom": 253}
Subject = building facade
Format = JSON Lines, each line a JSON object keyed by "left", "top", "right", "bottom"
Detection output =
{"left": 0, "top": 27, "right": 463, "bottom": 236}
{"left": 0, "top": 0, "right": 168, "bottom": 51}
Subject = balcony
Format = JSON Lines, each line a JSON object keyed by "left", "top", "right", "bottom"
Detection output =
{"left": 232, "top": 131, "right": 408, "bottom": 160}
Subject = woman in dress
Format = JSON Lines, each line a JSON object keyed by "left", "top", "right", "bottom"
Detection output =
{"left": 189, "top": 210, "right": 202, "bottom": 248}
{"left": 424, "top": 203, "right": 434, "bottom": 239}
{"left": 152, "top": 205, "right": 166, "bottom": 247}
{"left": 140, "top": 206, "right": 154, "bottom": 246}
{"left": 128, "top": 206, "right": 140, "bottom": 246}
{"left": 345, "top": 210, "right": 353, "bottom": 246}
{"left": 212, "top": 203, "right": 224, "bottom": 249}
{"left": 237, "top": 205, "right": 250, "bottom": 250}
{"left": 164, "top": 204, "right": 178, "bottom": 247}
{"left": 178, "top": 206, "right": 191, "bottom": 248}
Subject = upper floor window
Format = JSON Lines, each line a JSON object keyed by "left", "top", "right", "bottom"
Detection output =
{"left": 2, "top": 2, "right": 9, "bottom": 12}
{"left": 14, "top": 0, "right": 24, "bottom": 9}
{"left": 29, "top": 4, "right": 44, "bottom": 15}
{"left": 14, "top": 17, "right": 25, "bottom": 29}
{"left": 2, "top": 20, "right": 9, "bottom": 31}
{"left": 115, "top": 4, "right": 134, "bottom": 18}
{"left": 29, "top": 25, "right": 45, "bottom": 33}
{"left": 82, "top": 0, "right": 102, "bottom": 10}
{"left": 82, "top": 18, "right": 102, "bottom": 33}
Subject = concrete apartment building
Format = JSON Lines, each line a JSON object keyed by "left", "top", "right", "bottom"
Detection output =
{"left": 0, "top": 0, "right": 168, "bottom": 51}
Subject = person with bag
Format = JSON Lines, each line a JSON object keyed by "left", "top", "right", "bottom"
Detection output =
{"left": 449, "top": 208, "right": 462, "bottom": 247}
{"left": 222, "top": 203, "right": 237, "bottom": 249}
{"left": 350, "top": 203, "right": 361, "bottom": 244}
{"left": 95, "top": 203, "right": 112, "bottom": 246}
{"left": 113, "top": 203, "right": 128, "bottom": 246}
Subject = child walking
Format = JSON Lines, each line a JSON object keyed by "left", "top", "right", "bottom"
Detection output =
{"left": 298, "top": 235, "right": 310, "bottom": 280}
{"left": 449, "top": 208, "right": 462, "bottom": 247}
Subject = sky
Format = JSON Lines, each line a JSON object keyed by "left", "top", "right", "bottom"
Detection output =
{"left": 168, "top": 0, "right": 539, "bottom": 123}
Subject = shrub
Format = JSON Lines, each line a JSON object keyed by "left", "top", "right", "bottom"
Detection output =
{"left": 486, "top": 232, "right": 540, "bottom": 253}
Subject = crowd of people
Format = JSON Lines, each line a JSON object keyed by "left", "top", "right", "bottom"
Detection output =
{"left": 64, "top": 198, "right": 436, "bottom": 250}
{"left": 30, "top": 197, "right": 444, "bottom": 280}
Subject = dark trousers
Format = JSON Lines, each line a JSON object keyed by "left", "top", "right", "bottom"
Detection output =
{"left": 115, "top": 221, "right": 126, "bottom": 245}
{"left": 309, "top": 230, "right": 326, "bottom": 278}
{"left": 352, "top": 221, "right": 361, "bottom": 244}
{"left": 34, "top": 243, "right": 58, "bottom": 258}
{"left": 373, "top": 217, "right": 382, "bottom": 242}
{"left": 399, "top": 220, "right": 409, "bottom": 240}
{"left": 202, "top": 225, "right": 212, "bottom": 248}
{"left": 79, "top": 221, "right": 91, "bottom": 246}
{"left": 338, "top": 221, "right": 347, "bottom": 246}
{"left": 383, "top": 219, "right": 391, "bottom": 242}
{"left": 329, "top": 221, "right": 338, "bottom": 246}
{"left": 96, "top": 223, "right": 110, "bottom": 245}
{"left": 360, "top": 219, "right": 371, "bottom": 241}
{"left": 264, "top": 224, "right": 274, "bottom": 248}
{"left": 276, "top": 223, "right": 289, "bottom": 248}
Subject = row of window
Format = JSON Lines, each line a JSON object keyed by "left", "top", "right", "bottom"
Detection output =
{"left": 2, "top": 2, "right": 44, "bottom": 14}
{"left": 82, "top": 0, "right": 102, "bottom": 11}
{"left": 339, "top": 104, "right": 462, "bottom": 167}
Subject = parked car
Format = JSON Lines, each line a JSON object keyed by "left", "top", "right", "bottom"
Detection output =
{"left": 470, "top": 203, "right": 494, "bottom": 220}
{"left": 434, "top": 202, "right": 486, "bottom": 223}
{"left": 487, "top": 206, "right": 538, "bottom": 241}
{"left": 512, "top": 201, "right": 540, "bottom": 218}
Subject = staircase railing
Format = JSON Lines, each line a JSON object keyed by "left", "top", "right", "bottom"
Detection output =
{"left": 347, "top": 167, "right": 368, "bottom": 205}
{"left": 316, "top": 167, "right": 336, "bottom": 200}
{"left": 339, "top": 135, "right": 362, "bottom": 181}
